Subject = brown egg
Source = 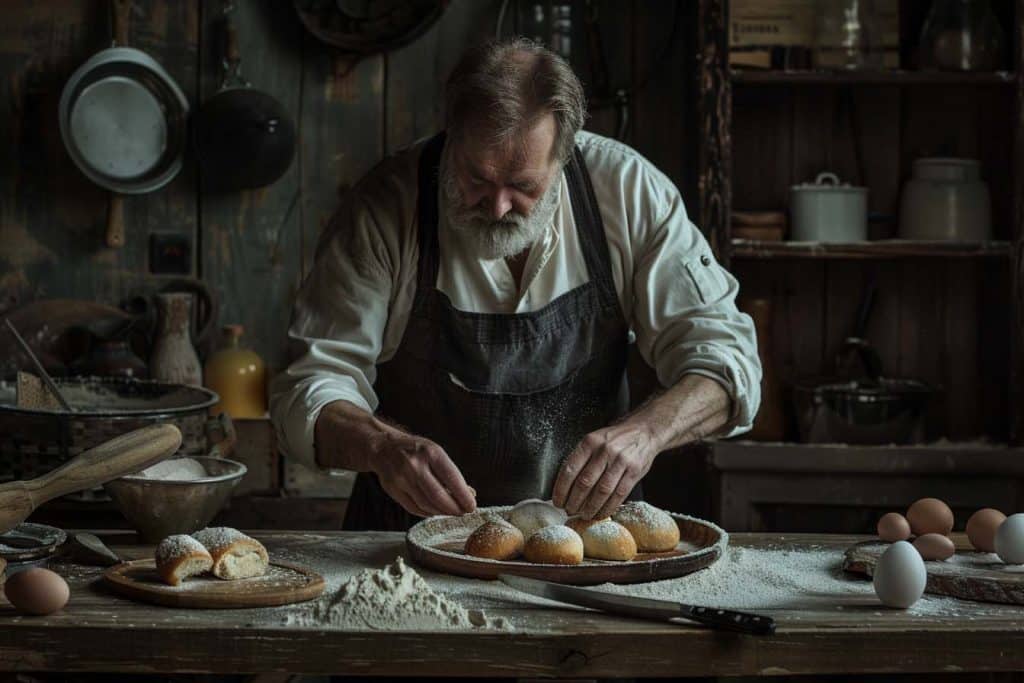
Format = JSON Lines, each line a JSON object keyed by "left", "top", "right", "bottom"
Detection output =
{"left": 906, "top": 498, "right": 954, "bottom": 536}
{"left": 877, "top": 512, "right": 912, "bottom": 542}
{"left": 966, "top": 508, "right": 1006, "bottom": 553}
{"left": 3, "top": 568, "right": 69, "bottom": 616}
{"left": 913, "top": 533, "right": 955, "bottom": 561}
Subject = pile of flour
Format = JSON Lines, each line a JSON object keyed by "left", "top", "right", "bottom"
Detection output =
{"left": 284, "top": 557, "right": 511, "bottom": 631}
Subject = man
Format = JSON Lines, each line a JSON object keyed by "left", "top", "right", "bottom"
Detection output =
{"left": 270, "top": 39, "right": 760, "bottom": 531}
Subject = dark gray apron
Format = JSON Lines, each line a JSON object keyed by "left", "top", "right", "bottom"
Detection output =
{"left": 342, "top": 132, "right": 636, "bottom": 532}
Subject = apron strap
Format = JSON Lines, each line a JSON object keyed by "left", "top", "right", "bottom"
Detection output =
{"left": 414, "top": 132, "right": 447, "bottom": 311}
{"left": 565, "top": 145, "right": 620, "bottom": 312}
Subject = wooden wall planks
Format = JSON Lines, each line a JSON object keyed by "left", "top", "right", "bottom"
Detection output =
{"left": 1, "top": 0, "right": 695, "bottom": 374}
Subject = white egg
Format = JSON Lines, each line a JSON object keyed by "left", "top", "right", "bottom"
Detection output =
{"left": 994, "top": 513, "right": 1024, "bottom": 564}
{"left": 873, "top": 540, "right": 927, "bottom": 608}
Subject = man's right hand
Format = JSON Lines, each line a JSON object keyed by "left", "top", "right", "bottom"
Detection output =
{"left": 315, "top": 400, "right": 476, "bottom": 518}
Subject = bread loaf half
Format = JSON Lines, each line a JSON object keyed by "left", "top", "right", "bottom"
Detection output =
{"left": 192, "top": 527, "right": 269, "bottom": 580}
{"left": 155, "top": 534, "right": 213, "bottom": 586}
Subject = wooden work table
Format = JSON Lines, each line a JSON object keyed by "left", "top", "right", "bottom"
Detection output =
{"left": 0, "top": 530, "right": 1021, "bottom": 678}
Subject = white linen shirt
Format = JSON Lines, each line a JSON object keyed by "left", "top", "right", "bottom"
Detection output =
{"left": 270, "top": 131, "right": 761, "bottom": 470}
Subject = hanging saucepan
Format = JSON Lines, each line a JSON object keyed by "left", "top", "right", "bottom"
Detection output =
{"left": 194, "top": 6, "right": 296, "bottom": 192}
{"left": 58, "top": 0, "right": 189, "bottom": 249}
{"left": 293, "top": 0, "right": 448, "bottom": 53}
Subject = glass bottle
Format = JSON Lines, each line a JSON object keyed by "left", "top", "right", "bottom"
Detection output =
{"left": 812, "top": 0, "right": 885, "bottom": 70}
{"left": 203, "top": 325, "right": 267, "bottom": 418}
{"left": 918, "top": 0, "right": 1005, "bottom": 71}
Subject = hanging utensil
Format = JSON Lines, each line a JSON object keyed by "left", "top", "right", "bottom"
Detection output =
{"left": 194, "top": 2, "right": 296, "bottom": 192}
{"left": 59, "top": 0, "right": 189, "bottom": 248}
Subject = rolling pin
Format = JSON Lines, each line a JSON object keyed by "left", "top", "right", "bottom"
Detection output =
{"left": 0, "top": 423, "right": 182, "bottom": 535}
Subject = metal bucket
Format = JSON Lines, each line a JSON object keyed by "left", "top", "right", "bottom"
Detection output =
{"left": 0, "top": 377, "right": 232, "bottom": 482}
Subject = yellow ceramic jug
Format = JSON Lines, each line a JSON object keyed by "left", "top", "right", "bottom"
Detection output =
{"left": 204, "top": 325, "right": 267, "bottom": 418}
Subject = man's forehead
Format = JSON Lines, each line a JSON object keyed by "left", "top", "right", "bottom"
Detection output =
{"left": 456, "top": 115, "right": 557, "bottom": 176}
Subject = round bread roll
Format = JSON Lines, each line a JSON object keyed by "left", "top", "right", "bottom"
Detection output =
{"left": 508, "top": 499, "right": 568, "bottom": 537}
{"left": 155, "top": 534, "right": 213, "bottom": 586}
{"left": 465, "top": 520, "right": 524, "bottom": 560}
{"left": 566, "top": 516, "right": 637, "bottom": 561}
{"left": 612, "top": 501, "right": 680, "bottom": 552}
{"left": 523, "top": 525, "right": 584, "bottom": 565}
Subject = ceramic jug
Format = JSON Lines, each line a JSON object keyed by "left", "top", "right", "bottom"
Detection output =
{"left": 150, "top": 292, "right": 202, "bottom": 386}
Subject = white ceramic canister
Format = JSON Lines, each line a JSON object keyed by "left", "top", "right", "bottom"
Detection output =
{"left": 898, "top": 158, "right": 991, "bottom": 241}
{"left": 790, "top": 172, "right": 869, "bottom": 242}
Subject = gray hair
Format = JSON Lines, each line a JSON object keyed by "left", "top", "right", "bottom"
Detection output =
{"left": 444, "top": 38, "right": 587, "bottom": 163}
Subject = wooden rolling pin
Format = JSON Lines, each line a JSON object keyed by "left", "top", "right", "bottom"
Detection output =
{"left": 0, "top": 423, "right": 182, "bottom": 534}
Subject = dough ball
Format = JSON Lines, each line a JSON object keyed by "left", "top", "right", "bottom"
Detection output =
{"left": 611, "top": 501, "right": 680, "bottom": 552}
{"left": 523, "top": 525, "right": 584, "bottom": 565}
{"left": 566, "top": 516, "right": 637, "bottom": 561}
{"left": 465, "top": 520, "right": 524, "bottom": 561}
{"left": 508, "top": 499, "right": 568, "bottom": 537}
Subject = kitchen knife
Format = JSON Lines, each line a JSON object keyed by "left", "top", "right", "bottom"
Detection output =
{"left": 499, "top": 573, "right": 776, "bottom": 635}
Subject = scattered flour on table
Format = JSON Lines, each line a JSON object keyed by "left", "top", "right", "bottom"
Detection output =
{"left": 593, "top": 546, "right": 1017, "bottom": 618}
{"left": 283, "top": 556, "right": 511, "bottom": 631}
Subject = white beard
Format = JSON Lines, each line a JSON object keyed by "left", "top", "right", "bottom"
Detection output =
{"left": 441, "top": 158, "right": 562, "bottom": 260}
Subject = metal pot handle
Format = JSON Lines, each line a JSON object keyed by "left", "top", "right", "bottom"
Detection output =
{"left": 814, "top": 172, "right": 841, "bottom": 186}
{"left": 204, "top": 412, "right": 237, "bottom": 459}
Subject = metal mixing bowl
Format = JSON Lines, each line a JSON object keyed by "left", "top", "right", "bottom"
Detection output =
{"left": 103, "top": 456, "right": 247, "bottom": 542}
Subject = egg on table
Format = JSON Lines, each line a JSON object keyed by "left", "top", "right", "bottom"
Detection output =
{"left": 877, "top": 512, "right": 912, "bottom": 542}
{"left": 873, "top": 540, "right": 927, "bottom": 609}
{"left": 913, "top": 533, "right": 955, "bottom": 561}
{"left": 966, "top": 508, "right": 1006, "bottom": 553}
{"left": 3, "top": 568, "right": 70, "bottom": 616}
{"left": 995, "top": 513, "right": 1024, "bottom": 565}
{"left": 906, "top": 498, "right": 954, "bottom": 536}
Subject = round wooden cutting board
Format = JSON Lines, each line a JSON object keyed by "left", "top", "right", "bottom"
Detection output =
{"left": 843, "top": 540, "right": 1024, "bottom": 605}
{"left": 102, "top": 560, "right": 325, "bottom": 609}
{"left": 406, "top": 508, "right": 728, "bottom": 585}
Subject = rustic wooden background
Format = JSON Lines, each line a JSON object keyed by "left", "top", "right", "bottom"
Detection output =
{"left": 0, "top": 0, "right": 693, "bottom": 374}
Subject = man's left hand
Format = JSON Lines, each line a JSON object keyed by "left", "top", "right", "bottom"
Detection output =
{"left": 551, "top": 423, "right": 658, "bottom": 520}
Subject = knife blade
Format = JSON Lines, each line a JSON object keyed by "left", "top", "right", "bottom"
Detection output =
{"left": 498, "top": 573, "right": 776, "bottom": 635}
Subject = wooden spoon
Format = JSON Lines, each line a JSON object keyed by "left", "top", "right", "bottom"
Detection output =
{"left": 0, "top": 423, "right": 182, "bottom": 535}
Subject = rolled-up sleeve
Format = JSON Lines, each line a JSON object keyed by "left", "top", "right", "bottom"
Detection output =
{"left": 268, "top": 194, "right": 394, "bottom": 469}
{"left": 629, "top": 167, "right": 761, "bottom": 436}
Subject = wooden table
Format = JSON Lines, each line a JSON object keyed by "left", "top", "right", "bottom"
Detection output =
{"left": 0, "top": 530, "right": 1022, "bottom": 678}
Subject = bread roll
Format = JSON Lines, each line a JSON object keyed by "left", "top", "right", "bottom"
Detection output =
{"left": 465, "top": 519, "right": 524, "bottom": 560}
{"left": 155, "top": 534, "right": 213, "bottom": 586}
{"left": 523, "top": 525, "right": 584, "bottom": 565}
{"left": 566, "top": 516, "right": 637, "bottom": 561}
{"left": 192, "top": 527, "right": 269, "bottom": 580}
{"left": 508, "top": 499, "right": 568, "bottom": 537}
{"left": 612, "top": 502, "right": 680, "bottom": 552}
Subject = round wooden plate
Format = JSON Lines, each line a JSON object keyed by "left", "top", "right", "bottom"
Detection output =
{"left": 102, "top": 560, "right": 325, "bottom": 609}
{"left": 406, "top": 508, "right": 728, "bottom": 585}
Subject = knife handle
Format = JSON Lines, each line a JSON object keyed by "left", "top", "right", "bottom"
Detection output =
{"left": 682, "top": 605, "right": 776, "bottom": 635}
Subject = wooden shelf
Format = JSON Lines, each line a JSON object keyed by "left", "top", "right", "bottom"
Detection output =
{"left": 711, "top": 440, "right": 1024, "bottom": 474}
{"left": 730, "top": 239, "right": 1012, "bottom": 260}
{"left": 731, "top": 69, "right": 1015, "bottom": 86}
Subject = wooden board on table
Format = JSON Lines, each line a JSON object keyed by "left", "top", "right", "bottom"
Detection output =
{"left": 102, "top": 560, "right": 324, "bottom": 609}
{"left": 406, "top": 509, "right": 726, "bottom": 585}
{"left": 843, "top": 540, "right": 1024, "bottom": 605}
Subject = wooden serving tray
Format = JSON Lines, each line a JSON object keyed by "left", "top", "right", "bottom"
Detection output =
{"left": 406, "top": 508, "right": 727, "bottom": 585}
{"left": 843, "top": 540, "right": 1024, "bottom": 605}
{"left": 102, "top": 560, "right": 325, "bottom": 609}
